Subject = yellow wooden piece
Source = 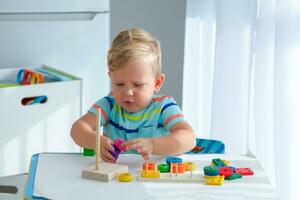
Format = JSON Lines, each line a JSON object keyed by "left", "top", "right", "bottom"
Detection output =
{"left": 141, "top": 170, "right": 160, "bottom": 178}
{"left": 205, "top": 175, "right": 220, "bottom": 179}
{"left": 183, "top": 162, "right": 196, "bottom": 171}
{"left": 211, "top": 159, "right": 229, "bottom": 166}
{"left": 223, "top": 160, "right": 230, "bottom": 166}
{"left": 118, "top": 173, "right": 134, "bottom": 182}
{"left": 205, "top": 175, "right": 225, "bottom": 186}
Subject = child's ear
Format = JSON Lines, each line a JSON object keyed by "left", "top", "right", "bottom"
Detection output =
{"left": 154, "top": 73, "right": 165, "bottom": 92}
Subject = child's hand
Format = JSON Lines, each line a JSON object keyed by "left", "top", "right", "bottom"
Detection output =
{"left": 100, "top": 135, "right": 115, "bottom": 163}
{"left": 122, "top": 138, "right": 154, "bottom": 160}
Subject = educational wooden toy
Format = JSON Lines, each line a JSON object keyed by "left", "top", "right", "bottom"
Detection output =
{"left": 225, "top": 172, "right": 242, "bottom": 180}
{"left": 203, "top": 166, "right": 219, "bottom": 176}
{"left": 84, "top": 137, "right": 125, "bottom": 159}
{"left": 138, "top": 157, "right": 202, "bottom": 183}
{"left": 205, "top": 175, "right": 225, "bottom": 186}
{"left": 82, "top": 108, "right": 128, "bottom": 182}
{"left": 83, "top": 148, "right": 95, "bottom": 156}
{"left": 141, "top": 169, "right": 160, "bottom": 178}
{"left": 157, "top": 163, "right": 170, "bottom": 172}
{"left": 118, "top": 173, "right": 133, "bottom": 182}
{"left": 235, "top": 168, "right": 254, "bottom": 176}
{"left": 184, "top": 162, "right": 196, "bottom": 171}
{"left": 110, "top": 138, "right": 126, "bottom": 161}
{"left": 203, "top": 158, "right": 254, "bottom": 185}
{"left": 118, "top": 172, "right": 134, "bottom": 182}
{"left": 82, "top": 162, "right": 129, "bottom": 182}
{"left": 219, "top": 167, "right": 233, "bottom": 177}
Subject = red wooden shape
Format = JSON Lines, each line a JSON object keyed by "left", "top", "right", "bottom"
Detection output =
{"left": 219, "top": 167, "right": 233, "bottom": 177}
{"left": 235, "top": 168, "right": 254, "bottom": 176}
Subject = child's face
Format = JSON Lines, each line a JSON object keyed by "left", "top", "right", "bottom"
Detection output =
{"left": 109, "top": 61, "right": 165, "bottom": 113}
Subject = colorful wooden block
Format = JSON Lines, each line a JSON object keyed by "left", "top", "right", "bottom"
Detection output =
{"left": 118, "top": 172, "right": 134, "bottom": 182}
{"left": 219, "top": 167, "right": 233, "bottom": 177}
{"left": 225, "top": 172, "right": 242, "bottom": 180}
{"left": 83, "top": 148, "right": 95, "bottom": 156}
{"left": 235, "top": 168, "right": 254, "bottom": 176}
{"left": 205, "top": 175, "right": 225, "bottom": 186}
{"left": 158, "top": 163, "right": 170, "bottom": 173}
{"left": 110, "top": 148, "right": 121, "bottom": 160}
{"left": 113, "top": 138, "right": 126, "bottom": 151}
{"left": 110, "top": 138, "right": 126, "bottom": 160}
{"left": 143, "top": 162, "right": 155, "bottom": 170}
{"left": 212, "top": 158, "right": 225, "bottom": 167}
{"left": 166, "top": 157, "right": 182, "bottom": 165}
{"left": 203, "top": 166, "right": 219, "bottom": 176}
{"left": 184, "top": 162, "right": 196, "bottom": 171}
{"left": 171, "top": 163, "right": 186, "bottom": 174}
{"left": 227, "top": 166, "right": 236, "bottom": 171}
{"left": 222, "top": 160, "right": 230, "bottom": 166}
{"left": 141, "top": 170, "right": 160, "bottom": 178}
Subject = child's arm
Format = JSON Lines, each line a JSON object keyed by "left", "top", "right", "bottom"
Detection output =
{"left": 122, "top": 121, "right": 196, "bottom": 159}
{"left": 151, "top": 121, "right": 196, "bottom": 155}
{"left": 70, "top": 113, "right": 115, "bottom": 162}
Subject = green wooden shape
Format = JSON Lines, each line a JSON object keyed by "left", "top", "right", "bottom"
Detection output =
{"left": 225, "top": 172, "right": 242, "bottom": 180}
{"left": 158, "top": 163, "right": 170, "bottom": 173}
{"left": 203, "top": 165, "right": 219, "bottom": 176}
{"left": 83, "top": 148, "right": 95, "bottom": 156}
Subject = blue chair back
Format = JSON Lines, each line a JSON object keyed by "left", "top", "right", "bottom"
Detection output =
{"left": 185, "top": 138, "right": 225, "bottom": 154}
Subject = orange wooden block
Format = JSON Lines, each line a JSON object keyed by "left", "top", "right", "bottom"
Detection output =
{"left": 184, "top": 162, "right": 196, "bottom": 171}
{"left": 171, "top": 163, "right": 185, "bottom": 173}
{"left": 143, "top": 162, "right": 155, "bottom": 170}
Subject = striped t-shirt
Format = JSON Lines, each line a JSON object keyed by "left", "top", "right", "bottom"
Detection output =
{"left": 88, "top": 95, "right": 185, "bottom": 142}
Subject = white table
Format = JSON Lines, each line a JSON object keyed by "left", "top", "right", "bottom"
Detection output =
{"left": 0, "top": 173, "right": 27, "bottom": 200}
{"left": 24, "top": 153, "right": 279, "bottom": 200}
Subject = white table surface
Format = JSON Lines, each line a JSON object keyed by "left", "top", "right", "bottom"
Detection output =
{"left": 0, "top": 174, "right": 27, "bottom": 200}
{"left": 29, "top": 153, "right": 279, "bottom": 200}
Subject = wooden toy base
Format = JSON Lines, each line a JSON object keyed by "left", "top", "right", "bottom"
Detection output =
{"left": 138, "top": 172, "right": 205, "bottom": 183}
{"left": 82, "top": 161, "right": 128, "bottom": 182}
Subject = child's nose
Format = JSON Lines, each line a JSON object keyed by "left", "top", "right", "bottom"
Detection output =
{"left": 124, "top": 88, "right": 134, "bottom": 96}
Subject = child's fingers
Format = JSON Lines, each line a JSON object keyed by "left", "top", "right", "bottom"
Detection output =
{"left": 126, "top": 143, "right": 142, "bottom": 151}
{"left": 105, "top": 143, "right": 115, "bottom": 152}
{"left": 140, "top": 151, "right": 149, "bottom": 160}
{"left": 137, "top": 146, "right": 150, "bottom": 160}
{"left": 122, "top": 139, "right": 140, "bottom": 148}
{"left": 143, "top": 155, "right": 150, "bottom": 160}
{"left": 101, "top": 153, "right": 113, "bottom": 163}
{"left": 136, "top": 146, "right": 146, "bottom": 154}
{"left": 102, "top": 153, "right": 114, "bottom": 163}
{"left": 101, "top": 148, "right": 115, "bottom": 162}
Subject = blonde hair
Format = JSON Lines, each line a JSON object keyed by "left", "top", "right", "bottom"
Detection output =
{"left": 107, "top": 28, "right": 161, "bottom": 75}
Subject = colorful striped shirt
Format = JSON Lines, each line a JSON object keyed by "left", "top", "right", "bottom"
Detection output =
{"left": 88, "top": 95, "right": 185, "bottom": 142}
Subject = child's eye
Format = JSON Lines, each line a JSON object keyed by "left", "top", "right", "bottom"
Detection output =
{"left": 116, "top": 83, "right": 124, "bottom": 86}
{"left": 134, "top": 83, "right": 143, "bottom": 87}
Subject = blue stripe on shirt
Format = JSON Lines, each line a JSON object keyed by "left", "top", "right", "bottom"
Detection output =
{"left": 104, "top": 96, "right": 113, "bottom": 111}
{"left": 160, "top": 102, "right": 177, "bottom": 115}
{"left": 109, "top": 120, "right": 139, "bottom": 133}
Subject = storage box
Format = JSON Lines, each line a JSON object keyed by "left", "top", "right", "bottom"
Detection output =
{"left": 0, "top": 65, "right": 82, "bottom": 176}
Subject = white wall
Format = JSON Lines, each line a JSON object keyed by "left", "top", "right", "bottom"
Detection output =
{"left": 110, "top": 0, "right": 186, "bottom": 106}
